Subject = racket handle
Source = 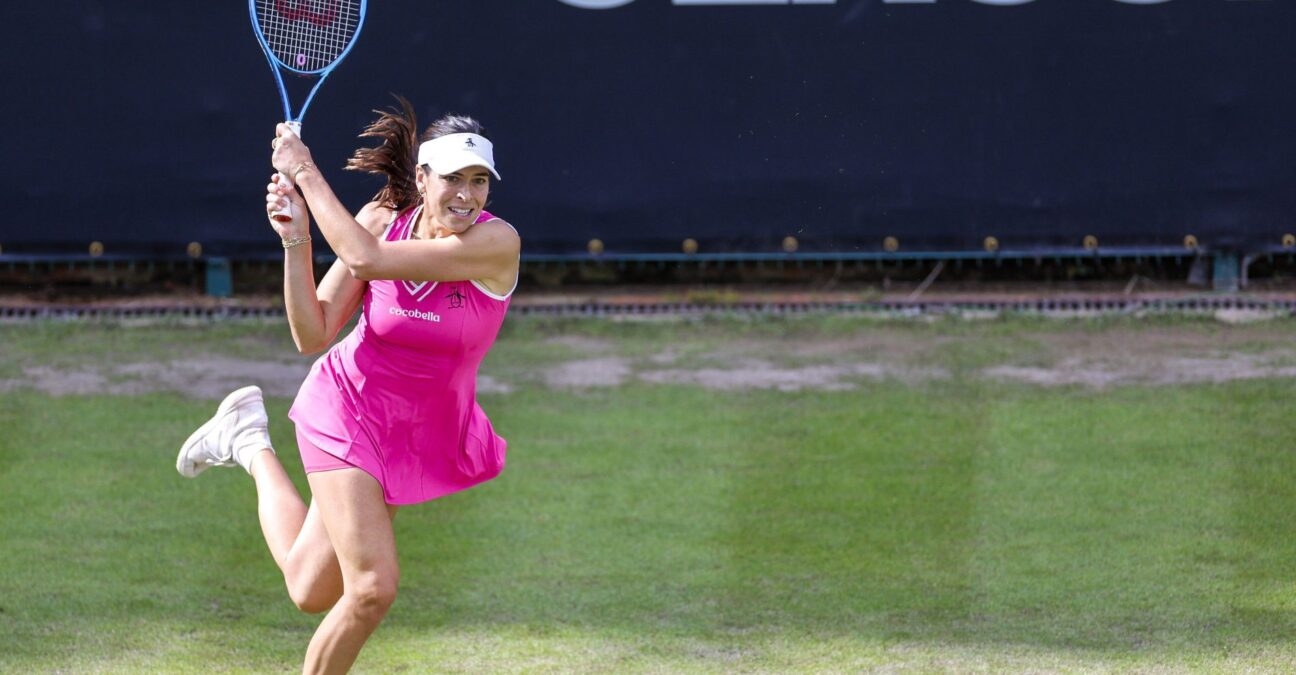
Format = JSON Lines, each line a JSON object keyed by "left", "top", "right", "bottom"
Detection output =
{"left": 271, "top": 121, "right": 303, "bottom": 223}
{"left": 270, "top": 187, "right": 295, "bottom": 223}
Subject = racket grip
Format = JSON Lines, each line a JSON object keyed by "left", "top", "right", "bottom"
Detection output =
{"left": 270, "top": 121, "right": 302, "bottom": 223}
{"left": 271, "top": 173, "right": 296, "bottom": 223}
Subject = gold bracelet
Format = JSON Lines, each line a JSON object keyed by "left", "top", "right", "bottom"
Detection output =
{"left": 282, "top": 235, "right": 311, "bottom": 249}
{"left": 292, "top": 161, "right": 316, "bottom": 182}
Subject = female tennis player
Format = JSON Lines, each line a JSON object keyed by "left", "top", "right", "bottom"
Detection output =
{"left": 175, "top": 98, "right": 519, "bottom": 673}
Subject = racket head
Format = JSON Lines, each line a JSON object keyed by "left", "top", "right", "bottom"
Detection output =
{"left": 249, "top": 0, "right": 367, "bottom": 76}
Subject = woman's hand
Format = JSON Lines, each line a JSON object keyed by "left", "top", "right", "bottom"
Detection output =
{"left": 267, "top": 123, "right": 317, "bottom": 237}
{"left": 266, "top": 173, "right": 309, "bottom": 238}
{"left": 270, "top": 122, "right": 314, "bottom": 177}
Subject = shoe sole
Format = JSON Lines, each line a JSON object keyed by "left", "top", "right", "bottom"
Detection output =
{"left": 176, "top": 385, "right": 264, "bottom": 478}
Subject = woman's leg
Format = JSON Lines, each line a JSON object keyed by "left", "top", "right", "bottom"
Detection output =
{"left": 247, "top": 452, "right": 346, "bottom": 613}
{"left": 176, "top": 386, "right": 353, "bottom": 614}
{"left": 299, "top": 467, "right": 400, "bottom": 675}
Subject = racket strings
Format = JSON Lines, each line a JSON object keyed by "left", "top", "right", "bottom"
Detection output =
{"left": 255, "top": 0, "right": 361, "bottom": 73}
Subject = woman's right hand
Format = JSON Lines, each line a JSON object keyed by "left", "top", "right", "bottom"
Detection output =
{"left": 266, "top": 172, "right": 308, "bottom": 239}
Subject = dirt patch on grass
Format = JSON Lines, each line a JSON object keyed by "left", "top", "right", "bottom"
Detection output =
{"left": 982, "top": 354, "right": 1296, "bottom": 389}
{"left": 0, "top": 357, "right": 312, "bottom": 399}
{"left": 2, "top": 318, "right": 1294, "bottom": 398}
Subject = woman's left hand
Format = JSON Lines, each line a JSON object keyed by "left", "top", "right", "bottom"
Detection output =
{"left": 271, "top": 123, "right": 314, "bottom": 178}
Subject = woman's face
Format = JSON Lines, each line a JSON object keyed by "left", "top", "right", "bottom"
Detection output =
{"left": 419, "top": 165, "right": 492, "bottom": 237}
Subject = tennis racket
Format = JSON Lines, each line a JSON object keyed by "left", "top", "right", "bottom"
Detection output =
{"left": 249, "top": 0, "right": 367, "bottom": 222}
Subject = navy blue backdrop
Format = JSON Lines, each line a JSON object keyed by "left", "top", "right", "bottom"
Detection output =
{"left": 1, "top": 0, "right": 1292, "bottom": 257}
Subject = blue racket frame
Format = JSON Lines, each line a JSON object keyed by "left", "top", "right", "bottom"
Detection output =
{"left": 249, "top": 0, "right": 366, "bottom": 221}
{"left": 248, "top": 0, "right": 368, "bottom": 125}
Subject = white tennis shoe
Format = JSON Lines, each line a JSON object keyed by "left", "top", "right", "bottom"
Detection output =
{"left": 176, "top": 385, "right": 274, "bottom": 477}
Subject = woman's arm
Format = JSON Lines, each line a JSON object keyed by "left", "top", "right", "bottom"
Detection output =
{"left": 273, "top": 125, "right": 387, "bottom": 274}
{"left": 274, "top": 124, "right": 520, "bottom": 296}
{"left": 350, "top": 218, "right": 520, "bottom": 294}
{"left": 268, "top": 169, "right": 391, "bottom": 354}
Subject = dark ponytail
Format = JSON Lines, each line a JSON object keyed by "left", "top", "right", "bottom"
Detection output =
{"left": 344, "top": 95, "right": 421, "bottom": 212}
{"left": 345, "top": 96, "right": 492, "bottom": 213}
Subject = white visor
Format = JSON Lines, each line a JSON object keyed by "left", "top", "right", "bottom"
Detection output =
{"left": 417, "top": 133, "right": 500, "bottom": 180}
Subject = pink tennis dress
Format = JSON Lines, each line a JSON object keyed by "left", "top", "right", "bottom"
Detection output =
{"left": 288, "top": 207, "right": 514, "bottom": 505}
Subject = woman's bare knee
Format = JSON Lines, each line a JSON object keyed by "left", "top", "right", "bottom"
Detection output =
{"left": 287, "top": 579, "right": 341, "bottom": 615}
{"left": 343, "top": 572, "right": 399, "bottom": 623}
{"left": 278, "top": 502, "right": 343, "bottom": 614}
{"left": 282, "top": 555, "right": 343, "bottom": 614}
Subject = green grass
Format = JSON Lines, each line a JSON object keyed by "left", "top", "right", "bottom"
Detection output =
{"left": 1, "top": 315, "right": 1294, "bottom": 673}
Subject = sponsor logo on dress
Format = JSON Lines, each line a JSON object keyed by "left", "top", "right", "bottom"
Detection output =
{"left": 389, "top": 306, "right": 441, "bottom": 323}
{"left": 446, "top": 285, "right": 466, "bottom": 309}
